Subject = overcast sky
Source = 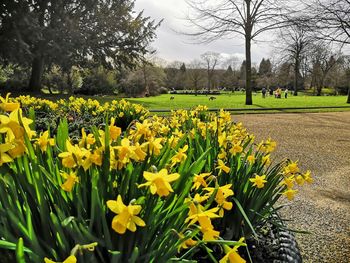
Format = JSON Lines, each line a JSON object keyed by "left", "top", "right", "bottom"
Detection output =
{"left": 134, "top": 0, "right": 276, "bottom": 66}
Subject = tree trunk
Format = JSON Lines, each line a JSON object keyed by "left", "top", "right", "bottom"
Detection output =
{"left": 194, "top": 79, "right": 198, "bottom": 96}
{"left": 294, "top": 58, "right": 299, "bottom": 96}
{"left": 28, "top": 56, "right": 44, "bottom": 92}
{"left": 207, "top": 67, "right": 210, "bottom": 94}
{"left": 245, "top": 33, "right": 253, "bottom": 105}
{"left": 347, "top": 86, "right": 350, "bottom": 103}
{"left": 142, "top": 64, "right": 149, "bottom": 96}
{"left": 67, "top": 71, "right": 73, "bottom": 95}
{"left": 316, "top": 86, "right": 322, "bottom": 96}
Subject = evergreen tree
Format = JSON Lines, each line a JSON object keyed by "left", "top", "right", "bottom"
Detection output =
{"left": 0, "top": 0, "right": 160, "bottom": 92}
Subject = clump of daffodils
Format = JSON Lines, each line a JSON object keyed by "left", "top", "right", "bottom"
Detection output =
{"left": 0, "top": 93, "right": 313, "bottom": 263}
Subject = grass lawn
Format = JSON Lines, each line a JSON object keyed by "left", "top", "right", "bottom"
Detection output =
{"left": 122, "top": 93, "right": 349, "bottom": 110}
{"left": 25, "top": 92, "right": 350, "bottom": 112}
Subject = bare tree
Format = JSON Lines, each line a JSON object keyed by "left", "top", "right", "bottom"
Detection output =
{"left": 309, "top": 0, "right": 350, "bottom": 44}
{"left": 308, "top": 43, "right": 340, "bottom": 96}
{"left": 186, "top": 0, "right": 294, "bottom": 105}
{"left": 200, "top": 51, "right": 221, "bottom": 93}
{"left": 308, "top": 0, "right": 350, "bottom": 102}
{"left": 222, "top": 55, "right": 240, "bottom": 71}
{"left": 187, "top": 59, "right": 204, "bottom": 95}
{"left": 278, "top": 24, "right": 313, "bottom": 95}
{"left": 342, "top": 56, "right": 350, "bottom": 103}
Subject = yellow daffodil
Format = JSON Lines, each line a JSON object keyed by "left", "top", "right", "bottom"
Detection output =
{"left": 284, "top": 161, "right": 299, "bottom": 174}
{"left": 58, "top": 140, "right": 87, "bottom": 168}
{"left": 146, "top": 137, "right": 163, "bottom": 156}
{"left": 303, "top": 170, "right": 313, "bottom": 183}
{"left": 216, "top": 159, "right": 231, "bottom": 174}
{"left": 138, "top": 169, "right": 180, "bottom": 197}
{"left": 192, "top": 172, "right": 211, "bottom": 190}
{"left": 230, "top": 143, "right": 243, "bottom": 156}
{"left": 8, "top": 139, "right": 26, "bottom": 158}
{"left": 249, "top": 174, "right": 267, "bottom": 189}
{"left": 258, "top": 138, "right": 277, "bottom": 153}
{"left": 61, "top": 171, "right": 79, "bottom": 192}
{"left": 0, "top": 93, "right": 20, "bottom": 112}
{"left": 133, "top": 121, "right": 152, "bottom": 140}
{"left": 219, "top": 109, "right": 231, "bottom": 123}
{"left": 131, "top": 143, "right": 147, "bottom": 161}
{"left": 44, "top": 255, "right": 77, "bottom": 263}
{"left": 79, "top": 128, "right": 95, "bottom": 148}
{"left": 295, "top": 175, "right": 305, "bottom": 185}
{"left": 280, "top": 175, "right": 295, "bottom": 189}
{"left": 106, "top": 195, "right": 145, "bottom": 234}
{"left": 36, "top": 131, "right": 55, "bottom": 152}
{"left": 218, "top": 150, "right": 227, "bottom": 160}
{"left": 205, "top": 184, "right": 234, "bottom": 216}
{"left": 219, "top": 238, "right": 246, "bottom": 263}
{"left": 109, "top": 117, "right": 122, "bottom": 140}
{"left": 168, "top": 135, "right": 180, "bottom": 148}
{"left": 199, "top": 216, "right": 220, "bottom": 241}
{"left": 0, "top": 109, "right": 35, "bottom": 139}
{"left": 114, "top": 138, "right": 133, "bottom": 161}
{"left": 247, "top": 155, "right": 255, "bottom": 165}
{"left": 0, "top": 143, "right": 14, "bottom": 166}
{"left": 185, "top": 202, "right": 220, "bottom": 226}
{"left": 82, "top": 149, "right": 103, "bottom": 171}
{"left": 282, "top": 189, "right": 298, "bottom": 201}
{"left": 171, "top": 145, "right": 188, "bottom": 165}
{"left": 262, "top": 154, "right": 271, "bottom": 166}
{"left": 177, "top": 233, "right": 197, "bottom": 251}
{"left": 218, "top": 132, "right": 228, "bottom": 148}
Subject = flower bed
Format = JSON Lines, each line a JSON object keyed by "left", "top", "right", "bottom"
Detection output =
{"left": 11, "top": 95, "right": 149, "bottom": 136}
{"left": 0, "top": 95, "right": 312, "bottom": 262}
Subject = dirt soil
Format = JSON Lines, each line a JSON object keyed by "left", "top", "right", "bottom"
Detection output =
{"left": 233, "top": 111, "right": 350, "bottom": 263}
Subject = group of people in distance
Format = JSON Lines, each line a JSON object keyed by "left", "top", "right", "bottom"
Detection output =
{"left": 261, "top": 87, "right": 288, "bottom": 99}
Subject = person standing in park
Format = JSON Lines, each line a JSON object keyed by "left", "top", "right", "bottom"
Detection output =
{"left": 275, "top": 87, "right": 281, "bottom": 98}
{"left": 262, "top": 87, "right": 267, "bottom": 98}
{"left": 285, "top": 88, "right": 289, "bottom": 99}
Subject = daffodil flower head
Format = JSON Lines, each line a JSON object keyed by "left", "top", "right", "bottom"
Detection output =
{"left": 199, "top": 216, "right": 220, "bottom": 241}
{"left": 216, "top": 159, "right": 231, "bottom": 174}
{"left": 185, "top": 202, "right": 220, "bottom": 226}
{"left": 230, "top": 143, "right": 243, "bottom": 156}
{"left": 177, "top": 231, "right": 197, "bottom": 252}
{"left": 303, "top": 170, "right": 313, "bottom": 183}
{"left": 36, "top": 130, "right": 55, "bottom": 152}
{"left": 205, "top": 184, "right": 234, "bottom": 216}
{"left": 109, "top": 117, "right": 122, "bottom": 141}
{"left": 171, "top": 144, "right": 188, "bottom": 165}
{"left": 192, "top": 172, "right": 211, "bottom": 190}
{"left": 219, "top": 238, "right": 246, "bottom": 263}
{"left": 61, "top": 171, "right": 79, "bottom": 192}
{"left": 138, "top": 169, "right": 180, "bottom": 197}
{"left": 282, "top": 189, "right": 298, "bottom": 201}
{"left": 106, "top": 195, "right": 145, "bottom": 234}
{"left": 249, "top": 174, "right": 267, "bottom": 189}
{"left": 0, "top": 93, "right": 20, "bottom": 112}
{"left": 247, "top": 155, "right": 255, "bottom": 165}
{"left": 284, "top": 160, "right": 299, "bottom": 174}
{"left": 0, "top": 143, "right": 14, "bottom": 166}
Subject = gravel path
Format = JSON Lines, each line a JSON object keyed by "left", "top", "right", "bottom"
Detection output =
{"left": 233, "top": 112, "right": 350, "bottom": 263}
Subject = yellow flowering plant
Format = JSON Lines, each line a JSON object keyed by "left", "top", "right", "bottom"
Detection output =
{"left": 0, "top": 94, "right": 312, "bottom": 262}
{"left": 12, "top": 95, "right": 149, "bottom": 137}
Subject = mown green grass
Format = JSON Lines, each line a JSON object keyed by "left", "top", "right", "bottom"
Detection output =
{"left": 122, "top": 93, "right": 349, "bottom": 110}
{"left": 23, "top": 92, "right": 350, "bottom": 112}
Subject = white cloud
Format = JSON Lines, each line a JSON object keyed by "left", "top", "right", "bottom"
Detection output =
{"left": 134, "top": 0, "right": 273, "bottom": 64}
